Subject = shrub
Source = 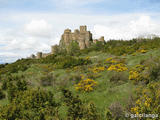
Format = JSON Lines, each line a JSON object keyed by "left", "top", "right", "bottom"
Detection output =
{"left": 0, "top": 89, "right": 60, "bottom": 120}
{"left": 40, "top": 73, "right": 55, "bottom": 86}
{"left": 0, "top": 89, "right": 5, "bottom": 100}
{"left": 129, "top": 65, "right": 148, "bottom": 84}
{"left": 67, "top": 41, "right": 80, "bottom": 55}
{"left": 62, "top": 89, "right": 100, "bottom": 120}
{"left": 75, "top": 78, "right": 97, "bottom": 92}
{"left": 130, "top": 82, "right": 160, "bottom": 119}
{"left": 110, "top": 72, "right": 128, "bottom": 84}
{"left": 107, "top": 63, "right": 128, "bottom": 72}
{"left": 109, "top": 102, "right": 124, "bottom": 119}
{"left": 69, "top": 73, "right": 81, "bottom": 84}
{"left": 54, "top": 56, "right": 91, "bottom": 69}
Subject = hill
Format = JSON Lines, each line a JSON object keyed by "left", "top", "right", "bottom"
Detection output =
{"left": 0, "top": 34, "right": 160, "bottom": 119}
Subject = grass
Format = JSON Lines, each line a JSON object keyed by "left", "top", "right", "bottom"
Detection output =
{"left": 0, "top": 47, "right": 159, "bottom": 119}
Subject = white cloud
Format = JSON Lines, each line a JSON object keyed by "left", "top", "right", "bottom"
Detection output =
{"left": 24, "top": 19, "right": 53, "bottom": 38}
{"left": 93, "top": 15, "right": 160, "bottom": 40}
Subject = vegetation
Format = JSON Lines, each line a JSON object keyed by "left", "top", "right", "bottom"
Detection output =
{"left": 0, "top": 37, "right": 160, "bottom": 119}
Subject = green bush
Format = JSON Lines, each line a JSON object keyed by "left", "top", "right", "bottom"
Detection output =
{"left": 0, "top": 89, "right": 60, "bottom": 120}
{"left": 62, "top": 89, "right": 100, "bottom": 120}
{"left": 54, "top": 56, "right": 91, "bottom": 69}
{"left": 0, "top": 89, "right": 5, "bottom": 100}
{"left": 108, "top": 102, "right": 124, "bottom": 119}
{"left": 110, "top": 72, "right": 128, "bottom": 84}
{"left": 40, "top": 73, "right": 55, "bottom": 86}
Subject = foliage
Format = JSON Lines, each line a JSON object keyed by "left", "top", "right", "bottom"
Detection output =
{"left": 40, "top": 73, "right": 55, "bottom": 86}
{"left": 109, "top": 102, "right": 124, "bottom": 119}
{"left": 75, "top": 78, "right": 97, "bottom": 92}
{"left": 0, "top": 89, "right": 60, "bottom": 120}
{"left": 62, "top": 89, "right": 100, "bottom": 120}
{"left": 54, "top": 56, "right": 91, "bottom": 69}
{"left": 67, "top": 41, "right": 80, "bottom": 55}
{"left": 110, "top": 72, "right": 128, "bottom": 84}
{"left": 129, "top": 65, "right": 148, "bottom": 84}
{"left": 107, "top": 63, "right": 128, "bottom": 72}
{"left": 0, "top": 59, "right": 37, "bottom": 75}
{"left": 89, "top": 66, "right": 105, "bottom": 73}
{"left": 103, "top": 38, "right": 160, "bottom": 55}
{"left": 130, "top": 82, "right": 160, "bottom": 119}
{"left": 0, "top": 89, "right": 5, "bottom": 100}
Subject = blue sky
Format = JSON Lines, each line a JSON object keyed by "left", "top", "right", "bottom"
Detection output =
{"left": 1, "top": 0, "right": 160, "bottom": 14}
{"left": 0, "top": 0, "right": 160, "bottom": 63}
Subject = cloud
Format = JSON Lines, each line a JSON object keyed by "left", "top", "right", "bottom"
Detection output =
{"left": 24, "top": 19, "right": 53, "bottom": 38}
{"left": 93, "top": 15, "right": 160, "bottom": 40}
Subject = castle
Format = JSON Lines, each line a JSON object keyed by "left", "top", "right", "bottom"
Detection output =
{"left": 30, "top": 25, "right": 105, "bottom": 59}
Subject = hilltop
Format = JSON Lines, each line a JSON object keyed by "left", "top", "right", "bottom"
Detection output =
{"left": 30, "top": 25, "right": 105, "bottom": 59}
{"left": 0, "top": 27, "right": 160, "bottom": 119}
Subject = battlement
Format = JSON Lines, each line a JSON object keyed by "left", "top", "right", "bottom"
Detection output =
{"left": 80, "top": 25, "right": 87, "bottom": 33}
{"left": 64, "top": 29, "right": 71, "bottom": 34}
{"left": 74, "top": 29, "right": 80, "bottom": 34}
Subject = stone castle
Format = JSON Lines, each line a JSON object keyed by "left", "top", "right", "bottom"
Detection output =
{"left": 30, "top": 25, "right": 105, "bottom": 59}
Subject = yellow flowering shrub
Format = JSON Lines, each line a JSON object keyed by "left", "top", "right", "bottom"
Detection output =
{"left": 89, "top": 66, "right": 105, "bottom": 73}
{"left": 137, "top": 49, "right": 148, "bottom": 53}
{"left": 129, "top": 65, "right": 148, "bottom": 84}
{"left": 106, "top": 57, "right": 118, "bottom": 64}
{"left": 107, "top": 63, "right": 128, "bottom": 72}
{"left": 106, "top": 57, "right": 127, "bottom": 72}
{"left": 106, "top": 57, "right": 126, "bottom": 64}
{"left": 131, "top": 82, "right": 160, "bottom": 117}
{"left": 75, "top": 78, "right": 97, "bottom": 92}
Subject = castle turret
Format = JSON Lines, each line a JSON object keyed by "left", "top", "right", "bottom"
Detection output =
{"left": 30, "top": 54, "right": 36, "bottom": 59}
{"left": 36, "top": 52, "right": 42, "bottom": 59}
{"left": 80, "top": 25, "right": 87, "bottom": 33}
{"left": 98, "top": 36, "right": 105, "bottom": 44}
{"left": 51, "top": 45, "right": 59, "bottom": 54}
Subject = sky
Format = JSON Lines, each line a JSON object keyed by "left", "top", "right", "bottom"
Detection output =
{"left": 1, "top": 0, "right": 160, "bottom": 63}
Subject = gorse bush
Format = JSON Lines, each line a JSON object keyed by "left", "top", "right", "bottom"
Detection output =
{"left": 109, "top": 102, "right": 124, "bottom": 119}
{"left": 62, "top": 89, "right": 100, "bottom": 120}
{"left": 131, "top": 82, "right": 160, "bottom": 119}
{"left": 54, "top": 56, "right": 92, "bottom": 69}
{"left": 0, "top": 59, "right": 37, "bottom": 75}
{"left": 75, "top": 78, "right": 97, "bottom": 92}
{"left": 40, "top": 73, "right": 55, "bottom": 86}
{"left": 0, "top": 89, "right": 5, "bottom": 100}
{"left": 0, "top": 88, "right": 60, "bottom": 120}
{"left": 103, "top": 38, "right": 160, "bottom": 55}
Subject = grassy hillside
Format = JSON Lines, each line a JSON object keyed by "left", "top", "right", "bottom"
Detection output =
{"left": 0, "top": 38, "right": 160, "bottom": 120}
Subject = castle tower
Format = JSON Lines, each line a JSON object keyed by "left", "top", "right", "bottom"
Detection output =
{"left": 51, "top": 45, "right": 59, "bottom": 54}
{"left": 99, "top": 36, "right": 105, "bottom": 44}
{"left": 80, "top": 25, "right": 87, "bottom": 33}
{"left": 79, "top": 35, "right": 86, "bottom": 50}
{"left": 84, "top": 31, "right": 92, "bottom": 48}
{"left": 30, "top": 54, "right": 36, "bottom": 59}
{"left": 37, "top": 52, "right": 42, "bottom": 59}
{"left": 63, "top": 29, "right": 72, "bottom": 46}
{"left": 99, "top": 36, "right": 105, "bottom": 42}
